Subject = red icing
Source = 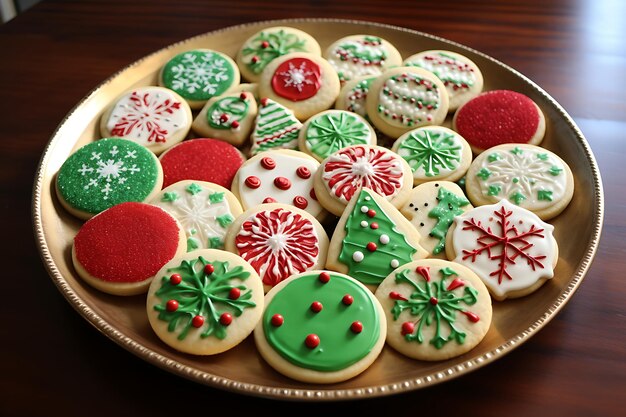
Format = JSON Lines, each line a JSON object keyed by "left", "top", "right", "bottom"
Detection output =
{"left": 220, "top": 313, "right": 233, "bottom": 326}
{"left": 166, "top": 300, "right": 178, "bottom": 312}
{"left": 389, "top": 291, "right": 407, "bottom": 301}
{"left": 462, "top": 311, "right": 480, "bottom": 323}
{"left": 245, "top": 176, "right": 261, "bottom": 189}
{"left": 228, "top": 288, "right": 241, "bottom": 300}
{"left": 170, "top": 273, "right": 182, "bottom": 285}
{"left": 273, "top": 176, "right": 291, "bottom": 190}
{"left": 342, "top": 294, "right": 354, "bottom": 305}
{"left": 192, "top": 315, "right": 204, "bottom": 328}
{"left": 401, "top": 322, "right": 415, "bottom": 336}
{"left": 370, "top": 222, "right": 379, "bottom": 229}
{"left": 260, "top": 157, "right": 276, "bottom": 170}
{"left": 230, "top": 120, "right": 240, "bottom": 129}
{"left": 293, "top": 196, "right": 308, "bottom": 209}
{"left": 263, "top": 197, "right": 277, "bottom": 203}
{"left": 310, "top": 301, "right": 323, "bottom": 313}
{"left": 446, "top": 278, "right": 465, "bottom": 291}
{"left": 296, "top": 166, "right": 311, "bottom": 179}
{"left": 350, "top": 321, "right": 363, "bottom": 333}
{"left": 309, "top": 188, "right": 317, "bottom": 201}
{"left": 366, "top": 242, "right": 377, "bottom": 252}
{"left": 204, "top": 264, "right": 214, "bottom": 275}
{"left": 416, "top": 266, "right": 431, "bottom": 282}
{"left": 318, "top": 272, "right": 331, "bottom": 283}
{"left": 305, "top": 334, "right": 320, "bottom": 348}
{"left": 271, "top": 57, "right": 322, "bottom": 101}
{"left": 429, "top": 297, "right": 439, "bottom": 306}
{"left": 271, "top": 314, "right": 284, "bottom": 327}
{"left": 367, "top": 209, "right": 376, "bottom": 218}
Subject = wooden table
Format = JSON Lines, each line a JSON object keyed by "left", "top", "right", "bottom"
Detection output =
{"left": 1, "top": 0, "right": 624, "bottom": 415}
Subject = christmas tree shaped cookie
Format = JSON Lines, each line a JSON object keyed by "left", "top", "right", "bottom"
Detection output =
{"left": 250, "top": 98, "right": 302, "bottom": 155}
{"left": 326, "top": 188, "right": 428, "bottom": 290}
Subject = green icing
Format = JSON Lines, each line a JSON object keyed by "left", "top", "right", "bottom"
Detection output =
{"left": 216, "top": 214, "right": 234, "bottom": 228}
{"left": 305, "top": 111, "right": 370, "bottom": 159}
{"left": 208, "top": 192, "right": 224, "bottom": 204}
{"left": 537, "top": 153, "right": 549, "bottom": 161}
{"left": 427, "top": 187, "right": 470, "bottom": 254}
{"left": 510, "top": 147, "right": 524, "bottom": 155}
{"left": 510, "top": 191, "right": 526, "bottom": 205}
{"left": 263, "top": 272, "right": 380, "bottom": 372}
{"left": 162, "top": 192, "right": 179, "bottom": 202}
{"left": 487, "top": 185, "right": 501, "bottom": 196}
{"left": 397, "top": 129, "right": 462, "bottom": 177}
{"left": 209, "top": 237, "right": 223, "bottom": 249}
{"left": 252, "top": 100, "right": 300, "bottom": 154}
{"left": 186, "top": 183, "right": 202, "bottom": 195}
{"left": 549, "top": 165, "right": 563, "bottom": 176}
{"left": 538, "top": 189, "right": 553, "bottom": 201}
{"left": 187, "top": 237, "right": 200, "bottom": 252}
{"left": 242, "top": 29, "right": 307, "bottom": 74}
{"left": 487, "top": 153, "right": 501, "bottom": 162}
{"left": 206, "top": 95, "right": 249, "bottom": 129}
{"left": 476, "top": 167, "right": 491, "bottom": 180}
{"left": 336, "top": 36, "right": 386, "bottom": 64}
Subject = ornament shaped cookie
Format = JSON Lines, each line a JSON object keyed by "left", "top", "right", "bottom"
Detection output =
{"left": 231, "top": 149, "right": 324, "bottom": 219}
{"left": 466, "top": 144, "right": 574, "bottom": 220}
{"left": 147, "top": 249, "right": 264, "bottom": 355}
{"left": 400, "top": 181, "right": 473, "bottom": 258}
{"left": 446, "top": 199, "right": 558, "bottom": 300}
{"left": 403, "top": 50, "right": 484, "bottom": 111}
{"left": 326, "top": 188, "right": 428, "bottom": 290}
{"left": 159, "top": 49, "right": 239, "bottom": 109}
{"left": 72, "top": 202, "right": 186, "bottom": 296}
{"left": 236, "top": 26, "right": 321, "bottom": 83}
{"left": 334, "top": 76, "right": 376, "bottom": 120}
{"left": 254, "top": 271, "right": 386, "bottom": 383}
{"left": 224, "top": 204, "right": 329, "bottom": 292}
{"left": 452, "top": 90, "right": 546, "bottom": 153}
{"left": 391, "top": 126, "right": 472, "bottom": 185}
{"left": 258, "top": 52, "right": 340, "bottom": 121}
{"left": 159, "top": 138, "right": 245, "bottom": 189}
{"left": 314, "top": 144, "right": 413, "bottom": 216}
{"left": 56, "top": 138, "right": 163, "bottom": 220}
{"left": 298, "top": 109, "right": 376, "bottom": 162}
{"left": 150, "top": 180, "right": 243, "bottom": 252}
{"left": 100, "top": 86, "right": 192, "bottom": 154}
{"left": 191, "top": 91, "right": 258, "bottom": 146}
{"left": 250, "top": 98, "right": 302, "bottom": 155}
{"left": 366, "top": 66, "right": 450, "bottom": 138}
{"left": 324, "top": 35, "right": 402, "bottom": 84}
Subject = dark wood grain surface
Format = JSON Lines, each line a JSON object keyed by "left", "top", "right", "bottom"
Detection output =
{"left": 1, "top": 0, "right": 624, "bottom": 415}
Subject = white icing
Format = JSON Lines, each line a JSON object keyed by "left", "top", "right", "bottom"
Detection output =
{"left": 380, "top": 234, "right": 390, "bottom": 244}
{"left": 353, "top": 251, "right": 365, "bottom": 262}
{"left": 378, "top": 74, "right": 442, "bottom": 128}
{"left": 360, "top": 220, "right": 368, "bottom": 227}
{"left": 390, "top": 259, "right": 400, "bottom": 268}
{"left": 360, "top": 205, "right": 369, "bottom": 213}
{"left": 328, "top": 38, "right": 388, "bottom": 81}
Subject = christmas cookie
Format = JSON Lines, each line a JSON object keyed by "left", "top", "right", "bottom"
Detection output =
{"left": 391, "top": 126, "right": 472, "bottom": 185}
{"left": 452, "top": 90, "right": 546, "bottom": 153}
{"left": 374, "top": 259, "right": 492, "bottom": 361}
{"left": 324, "top": 35, "right": 402, "bottom": 84}
{"left": 146, "top": 249, "right": 264, "bottom": 355}
{"left": 400, "top": 181, "right": 473, "bottom": 258}
{"left": 465, "top": 144, "right": 574, "bottom": 220}
{"left": 254, "top": 271, "right": 386, "bottom": 383}
{"left": 224, "top": 204, "right": 329, "bottom": 292}
{"left": 326, "top": 188, "right": 428, "bottom": 290}
{"left": 366, "top": 66, "right": 449, "bottom": 139}
{"left": 334, "top": 75, "right": 376, "bottom": 120}
{"left": 150, "top": 180, "right": 243, "bottom": 251}
{"left": 250, "top": 98, "right": 302, "bottom": 155}
{"left": 72, "top": 202, "right": 186, "bottom": 296}
{"left": 56, "top": 138, "right": 163, "bottom": 220}
{"left": 236, "top": 26, "right": 321, "bottom": 83}
{"left": 403, "top": 50, "right": 484, "bottom": 111}
{"left": 191, "top": 91, "right": 258, "bottom": 146}
{"left": 258, "top": 52, "right": 340, "bottom": 121}
{"left": 159, "top": 138, "right": 245, "bottom": 189}
{"left": 99, "top": 86, "right": 192, "bottom": 155}
{"left": 446, "top": 199, "right": 558, "bottom": 300}
{"left": 314, "top": 144, "right": 413, "bottom": 216}
{"left": 159, "top": 49, "right": 239, "bottom": 109}
{"left": 298, "top": 109, "right": 376, "bottom": 162}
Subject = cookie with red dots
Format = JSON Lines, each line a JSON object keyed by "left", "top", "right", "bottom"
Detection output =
{"left": 147, "top": 249, "right": 264, "bottom": 355}
{"left": 374, "top": 259, "right": 492, "bottom": 361}
{"left": 254, "top": 270, "right": 386, "bottom": 383}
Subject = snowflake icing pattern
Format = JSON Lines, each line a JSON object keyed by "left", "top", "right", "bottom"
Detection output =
{"left": 397, "top": 129, "right": 462, "bottom": 177}
{"left": 278, "top": 61, "right": 315, "bottom": 92}
{"left": 77, "top": 146, "right": 140, "bottom": 200}
{"left": 170, "top": 52, "right": 229, "bottom": 95}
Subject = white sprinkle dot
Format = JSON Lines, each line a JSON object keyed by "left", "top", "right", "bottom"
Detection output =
{"left": 380, "top": 234, "right": 390, "bottom": 244}
{"left": 360, "top": 221, "right": 368, "bottom": 228}
{"left": 360, "top": 206, "right": 369, "bottom": 213}
{"left": 390, "top": 259, "right": 400, "bottom": 268}
{"left": 364, "top": 196, "right": 371, "bottom": 201}
{"left": 353, "top": 251, "right": 364, "bottom": 262}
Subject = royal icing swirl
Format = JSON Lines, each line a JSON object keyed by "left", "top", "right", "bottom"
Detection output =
{"left": 395, "top": 127, "right": 464, "bottom": 179}
{"left": 304, "top": 111, "right": 373, "bottom": 160}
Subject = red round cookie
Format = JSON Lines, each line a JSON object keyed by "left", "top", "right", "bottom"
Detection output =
{"left": 159, "top": 138, "right": 245, "bottom": 188}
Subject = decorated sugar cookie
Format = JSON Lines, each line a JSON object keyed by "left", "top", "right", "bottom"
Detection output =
{"left": 159, "top": 49, "right": 239, "bottom": 109}
{"left": 147, "top": 249, "right": 264, "bottom": 355}
{"left": 324, "top": 35, "right": 402, "bottom": 84}
{"left": 298, "top": 109, "right": 376, "bottom": 162}
{"left": 56, "top": 138, "right": 163, "bottom": 220}
{"left": 366, "top": 66, "right": 449, "bottom": 138}
{"left": 191, "top": 91, "right": 258, "bottom": 146}
{"left": 465, "top": 144, "right": 574, "bottom": 220}
{"left": 72, "top": 202, "right": 186, "bottom": 296}
{"left": 374, "top": 259, "right": 492, "bottom": 361}
{"left": 403, "top": 50, "right": 484, "bottom": 111}
{"left": 224, "top": 204, "right": 329, "bottom": 292}
{"left": 452, "top": 90, "right": 546, "bottom": 153}
{"left": 99, "top": 86, "right": 192, "bottom": 154}
{"left": 400, "top": 181, "right": 473, "bottom": 258}
{"left": 326, "top": 188, "right": 428, "bottom": 290}
{"left": 236, "top": 26, "right": 321, "bottom": 83}
{"left": 258, "top": 52, "right": 340, "bottom": 120}
{"left": 334, "top": 76, "right": 376, "bottom": 120}
{"left": 254, "top": 271, "right": 386, "bottom": 383}
{"left": 391, "top": 126, "right": 472, "bottom": 185}
{"left": 250, "top": 98, "right": 302, "bottom": 155}
{"left": 314, "top": 144, "right": 413, "bottom": 216}
{"left": 229, "top": 83, "right": 260, "bottom": 101}
{"left": 446, "top": 199, "right": 558, "bottom": 300}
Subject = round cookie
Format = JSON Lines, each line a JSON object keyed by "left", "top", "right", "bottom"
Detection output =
{"left": 147, "top": 249, "right": 264, "bottom": 355}
{"left": 99, "top": 86, "right": 192, "bottom": 155}
{"left": 250, "top": 98, "right": 302, "bottom": 155}
{"left": 236, "top": 26, "right": 321, "bottom": 83}
{"left": 150, "top": 180, "right": 243, "bottom": 251}
{"left": 298, "top": 109, "right": 377, "bottom": 162}
{"left": 72, "top": 202, "right": 186, "bottom": 296}
{"left": 254, "top": 270, "right": 386, "bottom": 384}
{"left": 403, "top": 50, "right": 484, "bottom": 111}
{"left": 391, "top": 126, "right": 472, "bottom": 185}
{"left": 334, "top": 75, "right": 376, "bottom": 120}
{"left": 465, "top": 143, "right": 574, "bottom": 220}
{"left": 159, "top": 49, "right": 240, "bottom": 109}
{"left": 375, "top": 259, "right": 492, "bottom": 361}
{"left": 446, "top": 199, "right": 559, "bottom": 300}
{"left": 314, "top": 144, "right": 413, "bottom": 216}
{"left": 452, "top": 90, "right": 546, "bottom": 153}
{"left": 366, "top": 66, "right": 450, "bottom": 139}
{"left": 399, "top": 181, "right": 473, "bottom": 258}
{"left": 324, "top": 35, "right": 402, "bottom": 84}
{"left": 56, "top": 138, "right": 163, "bottom": 220}
{"left": 258, "top": 52, "right": 340, "bottom": 121}
{"left": 159, "top": 138, "right": 245, "bottom": 189}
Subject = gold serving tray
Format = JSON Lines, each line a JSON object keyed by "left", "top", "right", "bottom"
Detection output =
{"left": 32, "top": 19, "right": 603, "bottom": 400}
